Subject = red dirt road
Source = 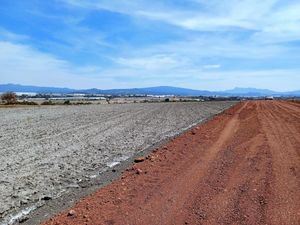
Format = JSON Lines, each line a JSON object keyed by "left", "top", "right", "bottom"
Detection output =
{"left": 43, "top": 101, "right": 300, "bottom": 225}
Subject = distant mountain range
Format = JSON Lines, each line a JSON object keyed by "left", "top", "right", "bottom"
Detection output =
{"left": 0, "top": 84, "right": 299, "bottom": 97}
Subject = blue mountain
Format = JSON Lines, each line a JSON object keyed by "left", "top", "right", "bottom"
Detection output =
{"left": 0, "top": 83, "right": 76, "bottom": 94}
{"left": 0, "top": 84, "right": 299, "bottom": 97}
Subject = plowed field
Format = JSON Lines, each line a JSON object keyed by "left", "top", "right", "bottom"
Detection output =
{"left": 0, "top": 102, "right": 234, "bottom": 224}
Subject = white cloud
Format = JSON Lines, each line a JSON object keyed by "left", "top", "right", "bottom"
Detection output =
{"left": 0, "top": 28, "right": 29, "bottom": 42}
{"left": 0, "top": 41, "right": 104, "bottom": 88}
{"left": 203, "top": 64, "right": 221, "bottom": 69}
{"left": 58, "top": 0, "right": 300, "bottom": 64}
{"left": 252, "top": 3, "right": 300, "bottom": 43}
{"left": 61, "top": 0, "right": 300, "bottom": 44}
{"left": 200, "top": 69, "right": 300, "bottom": 91}
{"left": 0, "top": 40, "right": 299, "bottom": 91}
{"left": 1, "top": 1, "right": 300, "bottom": 91}
{"left": 114, "top": 54, "right": 186, "bottom": 70}
{"left": 0, "top": 41, "right": 184, "bottom": 89}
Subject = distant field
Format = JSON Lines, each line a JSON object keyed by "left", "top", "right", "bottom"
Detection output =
{"left": 0, "top": 101, "right": 235, "bottom": 224}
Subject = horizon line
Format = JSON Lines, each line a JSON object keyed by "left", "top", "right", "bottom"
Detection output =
{"left": 0, "top": 83, "right": 299, "bottom": 93}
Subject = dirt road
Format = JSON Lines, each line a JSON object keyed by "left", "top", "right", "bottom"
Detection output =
{"left": 43, "top": 101, "right": 300, "bottom": 225}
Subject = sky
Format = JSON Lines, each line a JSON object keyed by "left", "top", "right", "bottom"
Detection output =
{"left": 0, "top": 0, "right": 300, "bottom": 91}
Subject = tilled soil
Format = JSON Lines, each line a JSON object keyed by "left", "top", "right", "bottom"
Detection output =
{"left": 0, "top": 102, "right": 234, "bottom": 224}
{"left": 43, "top": 101, "right": 300, "bottom": 225}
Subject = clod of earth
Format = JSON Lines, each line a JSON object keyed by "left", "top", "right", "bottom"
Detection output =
{"left": 134, "top": 157, "right": 145, "bottom": 163}
{"left": 136, "top": 169, "right": 143, "bottom": 175}
{"left": 67, "top": 210, "right": 76, "bottom": 217}
{"left": 41, "top": 196, "right": 52, "bottom": 201}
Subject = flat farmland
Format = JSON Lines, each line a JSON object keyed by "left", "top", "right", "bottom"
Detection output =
{"left": 0, "top": 101, "right": 235, "bottom": 224}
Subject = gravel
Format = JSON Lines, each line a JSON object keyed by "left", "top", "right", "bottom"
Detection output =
{"left": 0, "top": 102, "right": 235, "bottom": 224}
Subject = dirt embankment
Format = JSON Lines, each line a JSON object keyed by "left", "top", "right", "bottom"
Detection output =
{"left": 43, "top": 101, "right": 300, "bottom": 225}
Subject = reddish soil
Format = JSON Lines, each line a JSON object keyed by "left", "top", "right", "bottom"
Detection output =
{"left": 43, "top": 101, "right": 300, "bottom": 225}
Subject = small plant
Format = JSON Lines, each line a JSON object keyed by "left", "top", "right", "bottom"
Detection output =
{"left": 41, "top": 100, "right": 54, "bottom": 105}
{"left": 18, "top": 101, "right": 38, "bottom": 105}
{"left": 1, "top": 92, "right": 17, "bottom": 104}
{"left": 64, "top": 100, "right": 71, "bottom": 105}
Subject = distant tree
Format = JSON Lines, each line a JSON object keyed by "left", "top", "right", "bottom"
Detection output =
{"left": 1, "top": 92, "right": 17, "bottom": 104}
{"left": 64, "top": 100, "right": 71, "bottom": 105}
{"left": 106, "top": 97, "right": 111, "bottom": 104}
{"left": 165, "top": 98, "right": 170, "bottom": 102}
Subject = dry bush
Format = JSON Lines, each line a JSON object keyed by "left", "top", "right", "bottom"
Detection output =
{"left": 41, "top": 100, "right": 55, "bottom": 105}
{"left": 1, "top": 92, "right": 17, "bottom": 104}
{"left": 17, "top": 101, "right": 38, "bottom": 105}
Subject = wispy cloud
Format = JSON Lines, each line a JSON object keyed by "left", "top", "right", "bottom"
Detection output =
{"left": 0, "top": 40, "right": 299, "bottom": 91}
{"left": 203, "top": 65, "right": 221, "bottom": 70}
{"left": 0, "top": 0, "right": 299, "bottom": 90}
{"left": 61, "top": 0, "right": 300, "bottom": 43}
{"left": 0, "top": 27, "right": 29, "bottom": 42}
{"left": 114, "top": 54, "right": 186, "bottom": 71}
{"left": 0, "top": 41, "right": 102, "bottom": 88}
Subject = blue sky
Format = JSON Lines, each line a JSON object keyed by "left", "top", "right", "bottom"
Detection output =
{"left": 0, "top": 0, "right": 300, "bottom": 91}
